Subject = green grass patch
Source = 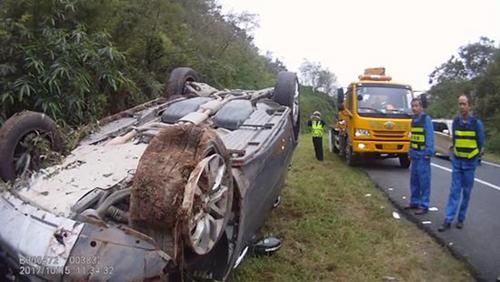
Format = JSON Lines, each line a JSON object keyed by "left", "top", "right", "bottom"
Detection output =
{"left": 483, "top": 151, "right": 500, "bottom": 163}
{"left": 299, "top": 86, "right": 336, "bottom": 133}
{"left": 231, "top": 134, "right": 473, "bottom": 282}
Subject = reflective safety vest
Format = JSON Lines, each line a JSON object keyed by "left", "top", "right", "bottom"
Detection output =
{"left": 311, "top": 120, "right": 324, "bottom": 137}
{"left": 410, "top": 114, "right": 426, "bottom": 150}
{"left": 453, "top": 117, "right": 479, "bottom": 159}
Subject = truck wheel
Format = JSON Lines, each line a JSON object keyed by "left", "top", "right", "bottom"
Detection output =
{"left": 331, "top": 130, "right": 340, "bottom": 153}
{"left": 274, "top": 71, "right": 300, "bottom": 142}
{"left": 345, "top": 140, "right": 356, "bottom": 166}
{"left": 338, "top": 135, "right": 346, "bottom": 157}
{"left": 0, "top": 111, "right": 64, "bottom": 182}
{"left": 165, "top": 67, "right": 201, "bottom": 100}
{"left": 399, "top": 154, "right": 411, "bottom": 168}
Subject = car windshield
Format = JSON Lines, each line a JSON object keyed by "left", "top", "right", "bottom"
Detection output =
{"left": 356, "top": 86, "right": 412, "bottom": 118}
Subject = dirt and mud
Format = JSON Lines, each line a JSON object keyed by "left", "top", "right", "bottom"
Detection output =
{"left": 129, "top": 123, "right": 228, "bottom": 254}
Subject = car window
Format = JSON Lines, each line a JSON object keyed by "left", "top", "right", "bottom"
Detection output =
{"left": 346, "top": 87, "right": 353, "bottom": 112}
{"left": 432, "top": 122, "right": 448, "bottom": 132}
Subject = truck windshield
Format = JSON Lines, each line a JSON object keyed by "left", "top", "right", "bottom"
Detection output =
{"left": 356, "top": 86, "right": 412, "bottom": 118}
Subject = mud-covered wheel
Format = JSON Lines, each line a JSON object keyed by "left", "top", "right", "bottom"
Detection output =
{"left": 274, "top": 71, "right": 300, "bottom": 142}
{"left": 130, "top": 124, "right": 233, "bottom": 257}
{"left": 0, "top": 111, "right": 64, "bottom": 182}
{"left": 165, "top": 67, "right": 201, "bottom": 100}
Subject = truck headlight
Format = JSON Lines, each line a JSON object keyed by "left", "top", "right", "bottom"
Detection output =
{"left": 355, "top": 128, "right": 370, "bottom": 137}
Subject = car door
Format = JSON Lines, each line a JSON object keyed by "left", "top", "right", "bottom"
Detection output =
{"left": 433, "top": 120, "right": 452, "bottom": 157}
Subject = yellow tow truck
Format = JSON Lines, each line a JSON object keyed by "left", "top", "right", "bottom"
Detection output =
{"left": 329, "top": 67, "right": 414, "bottom": 167}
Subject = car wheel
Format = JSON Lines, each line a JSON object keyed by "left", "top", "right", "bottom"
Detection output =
{"left": 165, "top": 67, "right": 201, "bottom": 100}
{"left": 399, "top": 154, "right": 411, "bottom": 168}
{"left": 130, "top": 124, "right": 233, "bottom": 257}
{"left": 182, "top": 139, "right": 233, "bottom": 255}
{"left": 274, "top": 71, "right": 300, "bottom": 142}
{"left": 0, "top": 111, "right": 64, "bottom": 182}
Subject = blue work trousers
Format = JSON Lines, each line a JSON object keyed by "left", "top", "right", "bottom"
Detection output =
{"left": 445, "top": 158, "right": 477, "bottom": 224}
{"left": 410, "top": 158, "right": 431, "bottom": 209}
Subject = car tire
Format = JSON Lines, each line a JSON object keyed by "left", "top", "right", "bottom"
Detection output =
{"left": 165, "top": 67, "right": 201, "bottom": 100}
{"left": 274, "top": 71, "right": 300, "bottom": 142}
{"left": 399, "top": 154, "right": 411, "bottom": 168}
{"left": 0, "top": 111, "right": 64, "bottom": 182}
{"left": 130, "top": 125, "right": 233, "bottom": 256}
{"left": 182, "top": 136, "right": 234, "bottom": 255}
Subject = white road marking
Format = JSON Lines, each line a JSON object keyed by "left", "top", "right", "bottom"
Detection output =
{"left": 431, "top": 163, "right": 500, "bottom": 192}
{"left": 431, "top": 163, "right": 452, "bottom": 172}
{"left": 481, "top": 160, "right": 500, "bottom": 168}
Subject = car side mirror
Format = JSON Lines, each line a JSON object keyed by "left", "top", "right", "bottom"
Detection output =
{"left": 337, "top": 88, "right": 344, "bottom": 111}
{"left": 252, "top": 236, "right": 282, "bottom": 256}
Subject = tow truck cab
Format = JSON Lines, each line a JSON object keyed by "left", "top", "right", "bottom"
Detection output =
{"left": 331, "top": 67, "right": 414, "bottom": 167}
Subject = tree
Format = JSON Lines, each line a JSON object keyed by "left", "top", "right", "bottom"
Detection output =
{"left": 0, "top": 0, "right": 135, "bottom": 125}
{"left": 0, "top": 0, "right": 290, "bottom": 126}
{"left": 317, "top": 69, "right": 338, "bottom": 96}
{"left": 299, "top": 59, "right": 337, "bottom": 95}
{"left": 429, "top": 37, "right": 496, "bottom": 84}
{"left": 426, "top": 37, "right": 500, "bottom": 153}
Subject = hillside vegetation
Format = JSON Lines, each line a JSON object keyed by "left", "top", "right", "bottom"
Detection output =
{"left": 0, "top": 0, "right": 285, "bottom": 126}
{"left": 426, "top": 37, "right": 500, "bottom": 153}
{"left": 299, "top": 86, "right": 336, "bottom": 132}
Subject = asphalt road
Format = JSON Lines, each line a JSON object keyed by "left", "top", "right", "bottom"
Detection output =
{"left": 361, "top": 156, "right": 500, "bottom": 282}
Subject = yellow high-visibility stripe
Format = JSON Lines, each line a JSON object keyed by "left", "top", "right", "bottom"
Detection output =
{"left": 411, "top": 125, "right": 425, "bottom": 150}
{"left": 455, "top": 130, "right": 476, "bottom": 137}
{"left": 454, "top": 148, "right": 479, "bottom": 158}
{"left": 455, "top": 139, "right": 478, "bottom": 148}
{"left": 454, "top": 128, "right": 479, "bottom": 158}
{"left": 412, "top": 143, "right": 426, "bottom": 149}
{"left": 312, "top": 121, "right": 324, "bottom": 137}
{"left": 411, "top": 135, "right": 425, "bottom": 142}
{"left": 411, "top": 127, "right": 424, "bottom": 133}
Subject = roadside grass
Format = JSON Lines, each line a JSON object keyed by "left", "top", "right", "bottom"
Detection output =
{"left": 483, "top": 151, "right": 500, "bottom": 164}
{"left": 231, "top": 134, "right": 473, "bottom": 282}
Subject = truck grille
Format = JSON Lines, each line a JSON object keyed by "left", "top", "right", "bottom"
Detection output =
{"left": 373, "top": 130, "right": 406, "bottom": 139}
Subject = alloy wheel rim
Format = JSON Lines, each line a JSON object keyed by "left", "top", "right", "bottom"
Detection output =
{"left": 184, "top": 154, "right": 230, "bottom": 255}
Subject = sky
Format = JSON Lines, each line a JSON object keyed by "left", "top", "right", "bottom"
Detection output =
{"left": 218, "top": 0, "right": 500, "bottom": 91}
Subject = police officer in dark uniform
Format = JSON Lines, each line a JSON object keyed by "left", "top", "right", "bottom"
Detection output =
{"left": 439, "top": 94, "right": 485, "bottom": 231}
{"left": 308, "top": 111, "right": 326, "bottom": 161}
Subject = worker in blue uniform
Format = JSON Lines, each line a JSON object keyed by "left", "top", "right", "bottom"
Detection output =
{"left": 439, "top": 94, "right": 485, "bottom": 231}
{"left": 404, "top": 98, "right": 434, "bottom": 215}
